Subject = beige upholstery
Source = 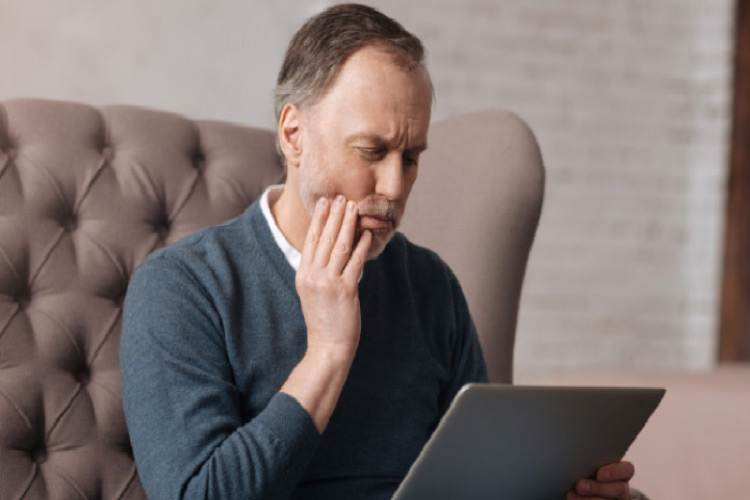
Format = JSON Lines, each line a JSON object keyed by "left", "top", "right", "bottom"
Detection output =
{"left": 539, "top": 367, "right": 750, "bottom": 500}
{"left": 401, "top": 110, "right": 544, "bottom": 383}
{"left": 0, "top": 98, "right": 543, "bottom": 499}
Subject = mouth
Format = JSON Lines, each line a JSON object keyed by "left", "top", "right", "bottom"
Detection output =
{"left": 359, "top": 214, "right": 394, "bottom": 231}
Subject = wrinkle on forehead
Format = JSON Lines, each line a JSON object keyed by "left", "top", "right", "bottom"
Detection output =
{"left": 346, "top": 131, "right": 428, "bottom": 155}
{"left": 304, "top": 45, "right": 432, "bottom": 155}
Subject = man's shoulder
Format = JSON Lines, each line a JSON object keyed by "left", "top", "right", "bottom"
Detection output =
{"left": 133, "top": 202, "right": 267, "bottom": 283}
{"left": 152, "top": 203, "right": 260, "bottom": 261}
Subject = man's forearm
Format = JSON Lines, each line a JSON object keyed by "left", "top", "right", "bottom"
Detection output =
{"left": 282, "top": 196, "right": 371, "bottom": 434}
{"left": 280, "top": 346, "right": 355, "bottom": 433}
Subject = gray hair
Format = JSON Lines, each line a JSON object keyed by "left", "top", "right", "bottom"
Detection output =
{"left": 274, "top": 3, "right": 433, "bottom": 160}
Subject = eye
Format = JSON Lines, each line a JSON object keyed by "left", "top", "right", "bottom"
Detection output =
{"left": 403, "top": 153, "right": 419, "bottom": 168}
{"left": 358, "top": 147, "right": 386, "bottom": 161}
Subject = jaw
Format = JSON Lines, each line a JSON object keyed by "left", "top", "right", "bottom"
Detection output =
{"left": 357, "top": 225, "right": 397, "bottom": 261}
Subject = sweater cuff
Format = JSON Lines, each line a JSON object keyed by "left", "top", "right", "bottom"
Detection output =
{"left": 253, "top": 392, "right": 322, "bottom": 462}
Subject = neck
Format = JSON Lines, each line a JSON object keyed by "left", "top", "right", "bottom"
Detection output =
{"left": 270, "top": 183, "right": 312, "bottom": 253}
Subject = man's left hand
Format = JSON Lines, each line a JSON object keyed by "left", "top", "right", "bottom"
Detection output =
{"left": 566, "top": 461, "right": 635, "bottom": 500}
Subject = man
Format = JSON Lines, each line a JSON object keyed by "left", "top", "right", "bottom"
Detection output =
{"left": 121, "top": 4, "right": 637, "bottom": 500}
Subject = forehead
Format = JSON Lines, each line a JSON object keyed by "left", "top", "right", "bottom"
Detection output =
{"left": 310, "top": 46, "right": 432, "bottom": 144}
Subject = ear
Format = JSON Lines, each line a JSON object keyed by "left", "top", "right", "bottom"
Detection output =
{"left": 278, "top": 103, "right": 304, "bottom": 168}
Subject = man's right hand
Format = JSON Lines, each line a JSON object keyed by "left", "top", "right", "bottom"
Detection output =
{"left": 295, "top": 194, "right": 372, "bottom": 359}
{"left": 280, "top": 194, "right": 372, "bottom": 434}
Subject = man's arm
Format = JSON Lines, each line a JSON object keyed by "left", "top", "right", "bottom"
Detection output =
{"left": 121, "top": 256, "right": 321, "bottom": 500}
{"left": 121, "top": 195, "right": 369, "bottom": 500}
{"left": 281, "top": 195, "right": 371, "bottom": 432}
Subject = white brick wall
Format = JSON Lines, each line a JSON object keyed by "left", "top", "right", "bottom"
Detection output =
{"left": 362, "top": 0, "right": 734, "bottom": 381}
{"left": 1, "top": 0, "right": 735, "bottom": 382}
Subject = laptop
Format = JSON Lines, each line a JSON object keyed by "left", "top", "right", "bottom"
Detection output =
{"left": 391, "top": 384, "right": 665, "bottom": 500}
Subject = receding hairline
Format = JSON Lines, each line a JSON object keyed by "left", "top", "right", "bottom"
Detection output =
{"left": 286, "top": 42, "right": 434, "bottom": 114}
{"left": 273, "top": 3, "right": 434, "bottom": 165}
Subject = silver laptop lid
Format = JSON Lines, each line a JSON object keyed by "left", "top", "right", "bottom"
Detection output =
{"left": 392, "top": 384, "right": 665, "bottom": 500}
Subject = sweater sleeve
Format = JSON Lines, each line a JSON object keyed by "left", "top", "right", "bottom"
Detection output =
{"left": 120, "top": 256, "right": 321, "bottom": 500}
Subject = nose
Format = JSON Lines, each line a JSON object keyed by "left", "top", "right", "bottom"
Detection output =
{"left": 375, "top": 154, "right": 404, "bottom": 201}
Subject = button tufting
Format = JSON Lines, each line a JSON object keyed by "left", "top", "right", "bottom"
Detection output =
{"left": 76, "top": 365, "right": 91, "bottom": 386}
{"left": 30, "top": 447, "right": 47, "bottom": 464}
{"left": 155, "top": 218, "right": 171, "bottom": 240}
{"left": 192, "top": 150, "right": 205, "bottom": 165}
{"left": 115, "top": 293, "right": 126, "bottom": 308}
{"left": 63, "top": 213, "right": 78, "bottom": 232}
{"left": 101, "top": 145, "right": 113, "bottom": 161}
{"left": 17, "top": 292, "right": 31, "bottom": 310}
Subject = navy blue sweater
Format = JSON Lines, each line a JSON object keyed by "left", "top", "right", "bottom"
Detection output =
{"left": 120, "top": 200, "right": 488, "bottom": 500}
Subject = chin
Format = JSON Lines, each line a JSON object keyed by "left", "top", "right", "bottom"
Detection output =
{"left": 365, "top": 229, "right": 395, "bottom": 260}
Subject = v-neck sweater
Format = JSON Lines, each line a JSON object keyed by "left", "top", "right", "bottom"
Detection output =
{"left": 121, "top": 199, "right": 488, "bottom": 500}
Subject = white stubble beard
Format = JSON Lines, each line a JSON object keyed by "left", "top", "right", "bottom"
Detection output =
{"left": 297, "top": 160, "right": 400, "bottom": 261}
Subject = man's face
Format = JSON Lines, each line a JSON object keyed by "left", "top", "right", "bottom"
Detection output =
{"left": 295, "top": 46, "right": 432, "bottom": 259}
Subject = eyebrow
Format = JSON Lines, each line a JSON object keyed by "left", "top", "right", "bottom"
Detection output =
{"left": 346, "top": 133, "right": 428, "bottom": 154}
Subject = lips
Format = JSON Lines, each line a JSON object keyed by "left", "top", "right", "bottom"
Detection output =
{"left": 359, "top": 214, "right": 393, "bottom": 230}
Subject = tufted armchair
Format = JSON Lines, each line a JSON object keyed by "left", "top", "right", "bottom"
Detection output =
{"left": 0, "top": 98, "right": 543, "bottom": 499}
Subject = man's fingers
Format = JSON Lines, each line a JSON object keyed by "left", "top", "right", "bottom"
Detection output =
{"left": 568, "top": 496, "right": 624, "bottom": 500}
{"left": 597, "top": 461, "right": 635, "bottom": 482}
{"left": 327, "top": 200, "right": 359, "bottom": 274}
{"left": 567, "top": 462, "right": 634, "bottom": 500}
{"left": 343, "top": 229, "right": 371, "bottom": 280}
{"left": 569, "top": 493, "right": 615, "bottom": 500}
{"left": 574, "top": 479, "right": 631, "bottom": 500}
{"left": 313, "top": 194, "right": 347, "bottom": 267}
{"left": 301, "top": 197, "right": 330, "bottom": 267}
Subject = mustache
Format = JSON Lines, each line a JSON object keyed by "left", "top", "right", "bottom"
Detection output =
{"left": 357, "top": 199, "right": 400, "bottom": 221}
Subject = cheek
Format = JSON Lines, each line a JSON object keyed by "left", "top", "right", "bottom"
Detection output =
{"left": 303, "top": 143, "right": 386, "bottom": 201}
{"left": 345, "top": 171, "right": 377, "bottom": 199}
{"left": 329, "top": 158, "right": 377, "bottom": 200}
{"left": 299, "top": 145, "right": 337, "bottom": 190}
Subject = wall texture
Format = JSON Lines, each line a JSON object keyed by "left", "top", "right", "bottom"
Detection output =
{"left": 0, "top": 0, "right": 735, "bottom": 381}
{"left": 0, "top": 0, "right": 324, "bottom": 128}
{"left": 365, "top": 0, "right": 735, "bottom": 381}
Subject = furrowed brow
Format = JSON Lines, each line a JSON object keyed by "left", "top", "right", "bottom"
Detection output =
{"left": 346, "top": 133, "right": 386, "bottom": 146}
{"left": 346, "top": 133, "right": 427, "bottom": 153}
{"left": 408, "top": 143, "right": 428, "bottom": 154}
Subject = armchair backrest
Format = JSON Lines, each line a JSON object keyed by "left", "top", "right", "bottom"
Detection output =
{"left": 400, "top": 110, "right": 544, "bottom": 383}
{"left": 0, "top": 99, "right": 542, "bottom": 498}
{"left": 0, "top": 99, "right": 284, "bottom": 499}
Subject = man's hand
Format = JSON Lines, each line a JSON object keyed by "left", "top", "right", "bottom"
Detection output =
{"left": 567, "top": 461, "right": 635, "bottom": 500}
{"left": 281, "top": 194, "right": 372, "bottom": 434}
{"left": 296, "top": 194, "right": 372, "bottom": 357}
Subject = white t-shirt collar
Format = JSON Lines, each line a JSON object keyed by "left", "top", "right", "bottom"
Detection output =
{"left": 259, "top": 185, "right": 366, "bottom": 282}
{"left": 260, "top": 185, "right": 302, "bottom": 272}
